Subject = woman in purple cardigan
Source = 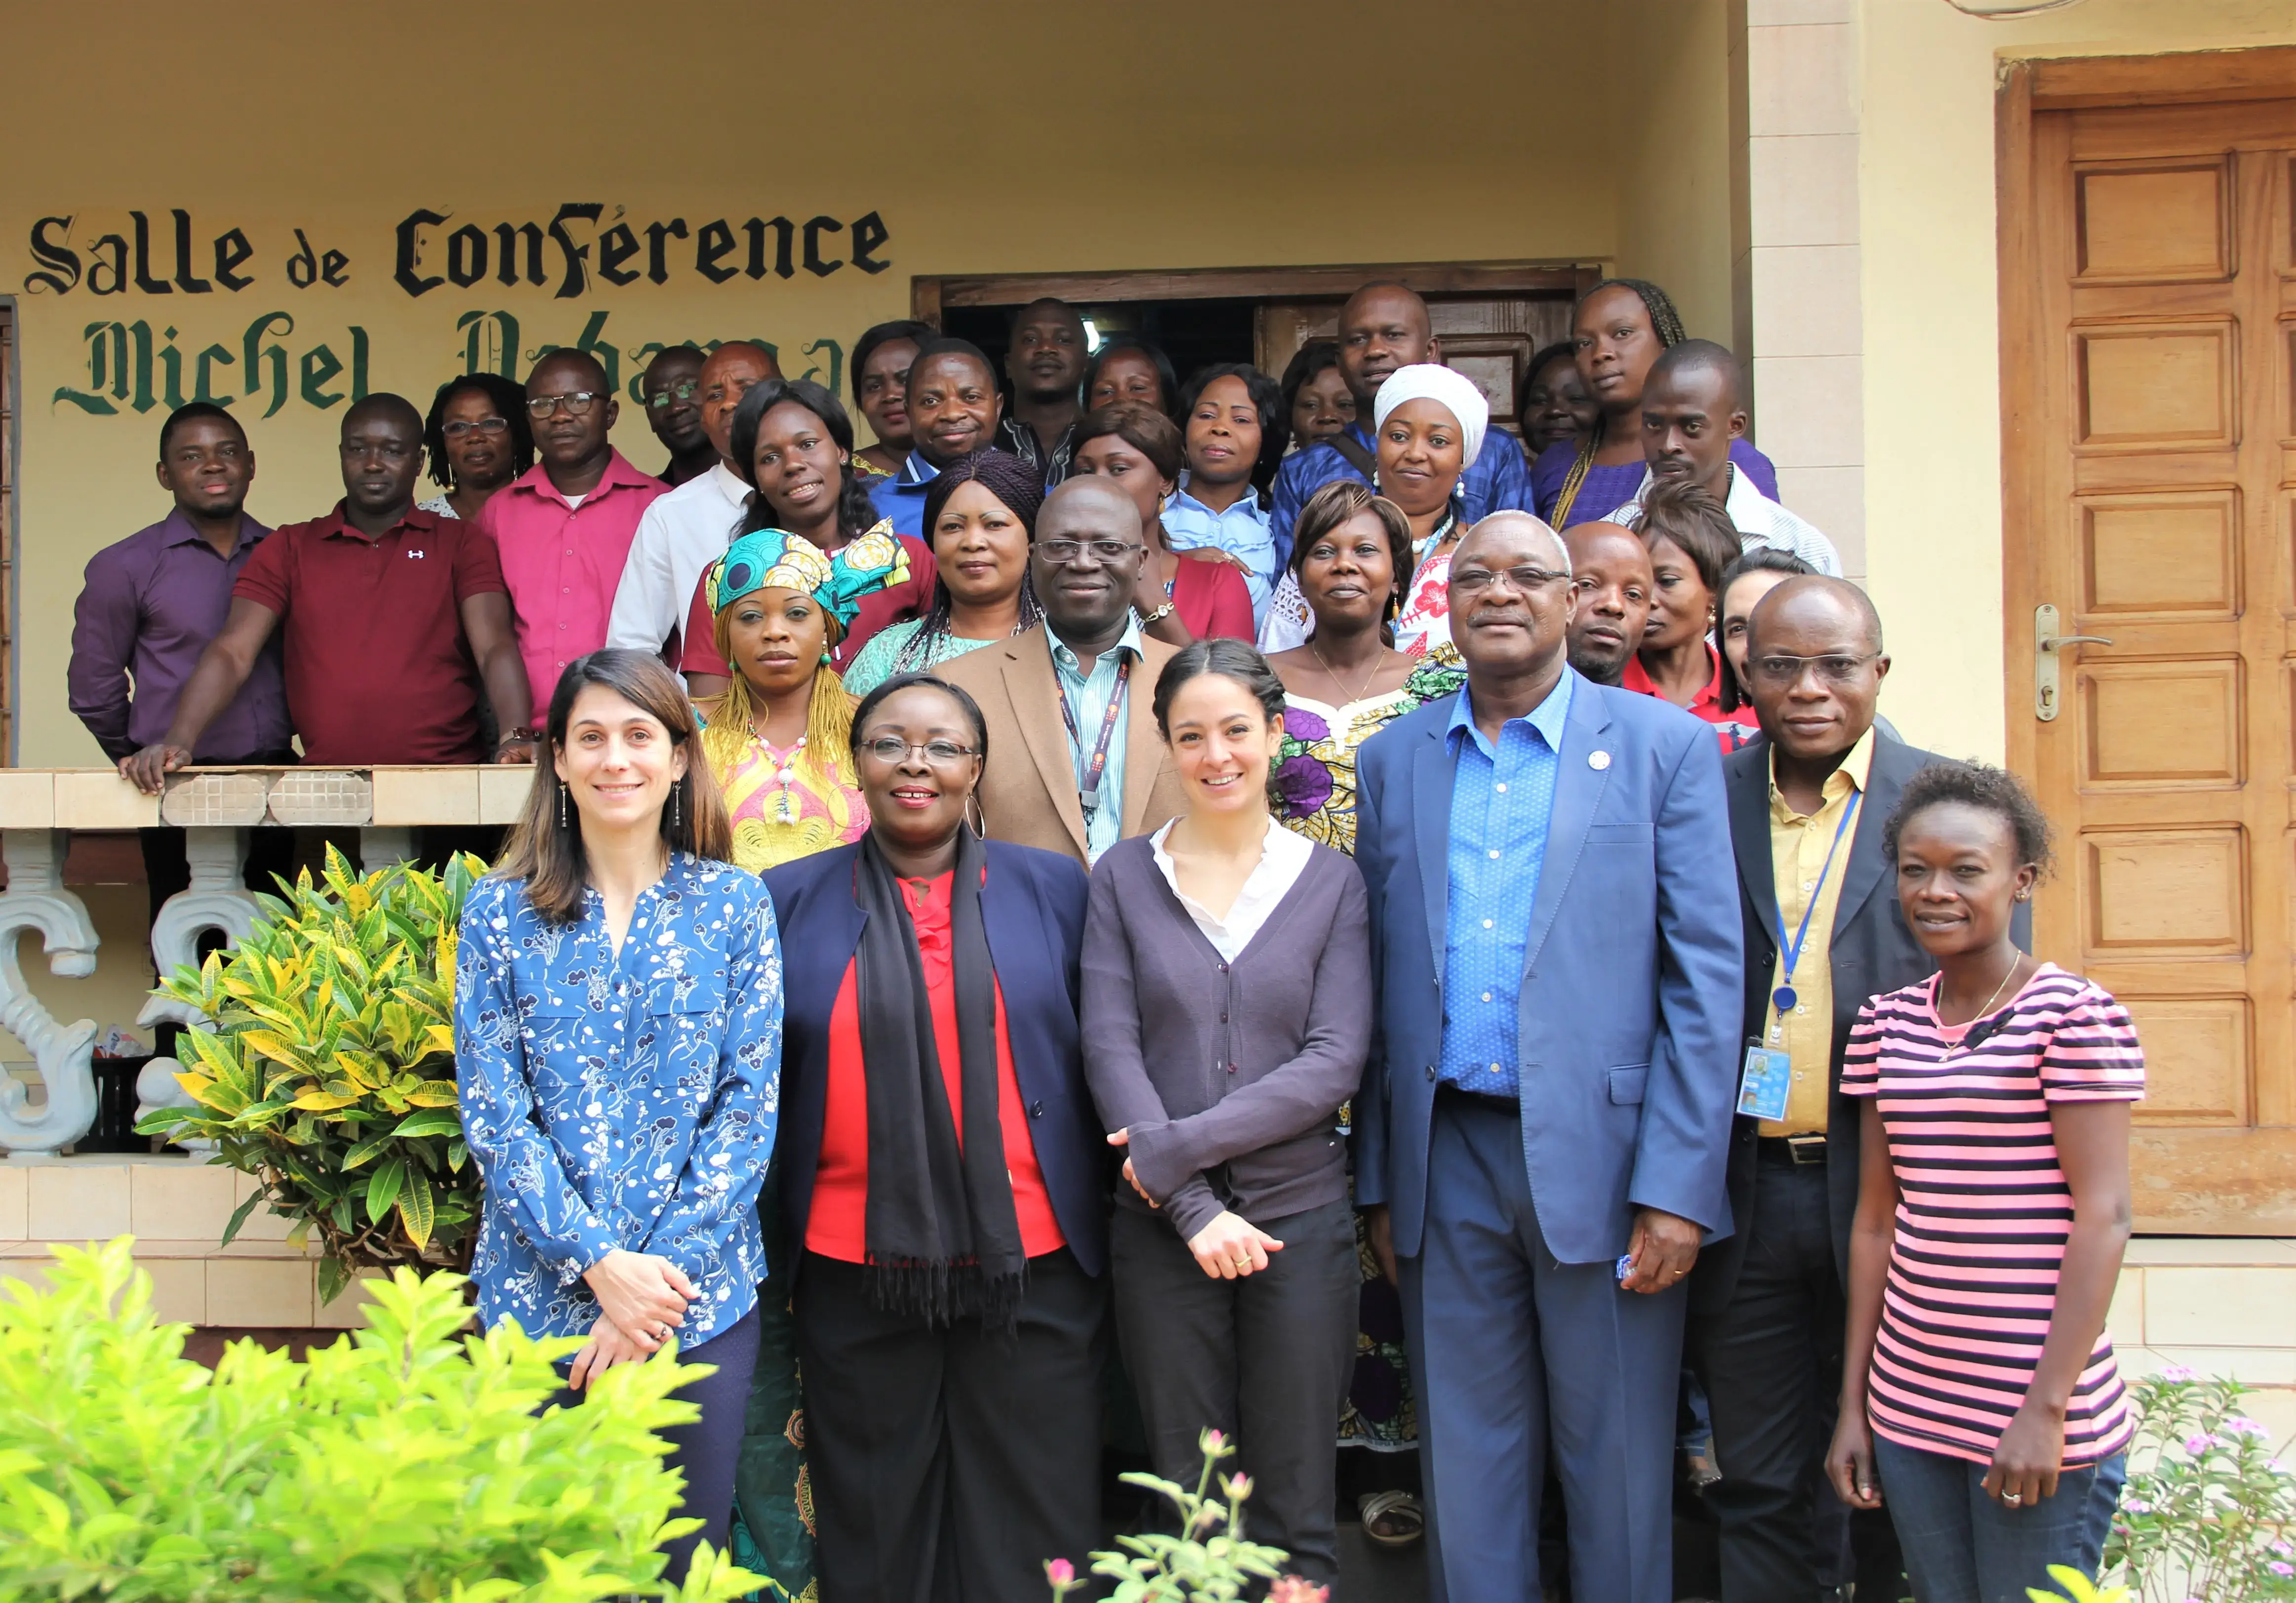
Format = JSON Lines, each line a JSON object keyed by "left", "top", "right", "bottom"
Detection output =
{"left": 1082, "top": 637, "right": 1372, "bottom": 1590}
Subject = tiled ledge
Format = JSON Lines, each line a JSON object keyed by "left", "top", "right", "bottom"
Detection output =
{"left": 0, "top": 765, "right": 535, "bottom": 830}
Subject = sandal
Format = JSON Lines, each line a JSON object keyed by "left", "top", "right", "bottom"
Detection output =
{"left": 1358, "top": 1488, "right": 1425, "bottom": 1548}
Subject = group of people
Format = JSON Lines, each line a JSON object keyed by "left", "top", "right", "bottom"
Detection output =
{"left": 68, "top": 274, "right": 2144, "bottom": 1603}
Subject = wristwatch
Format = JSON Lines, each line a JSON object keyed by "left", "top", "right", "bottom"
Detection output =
{"left": 1135, "top": 601, "right": 1177, "bottom": 626}
{"left": 497, "top": 726, "right": 539, "bottom": 747}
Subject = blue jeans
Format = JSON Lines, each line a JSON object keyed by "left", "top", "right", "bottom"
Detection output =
{"left": 1872, "top": 1436, "right": 2125, "bottom": 1603}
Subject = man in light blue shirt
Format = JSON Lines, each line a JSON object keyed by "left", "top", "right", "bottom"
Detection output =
{"left": 1050, "top": 606, "right": 1145, "bottom": 863}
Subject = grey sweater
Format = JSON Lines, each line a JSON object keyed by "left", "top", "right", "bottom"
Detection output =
{"left": 1081, "top": 832, "right": 1372, "bottom": 1240}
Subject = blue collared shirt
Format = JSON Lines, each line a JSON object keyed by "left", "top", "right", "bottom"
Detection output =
{"left": 1163, "top": 473, "right": 1278, "bottom": 624}
{"left": 1270, "top": 420, "right": 1532, "bottom": 572}
{"left": 1438, "top": 670, "right": 1574, "bottom": 1097}
{"left": 453, "top": 854, "right": 783, "bottom": 1343}
{"left": 1049, "top": 614, "right": 1146, "bottom": 864}
{"left": 866, "top": 450, "right": 940, "bottom": 539}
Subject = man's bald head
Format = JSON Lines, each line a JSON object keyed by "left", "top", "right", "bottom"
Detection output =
{"left": 1039, "top": 473, "right": 1143, "bottom": 542}
{"left": 528, "top": 348, "right": 610, "bottom": 393}
{"left": 1646, "top": 339, "right": 1745, "bottom": 413}
{"left": 343, "top": 392, "right": 422, "bottom": 436}
{"left": 1456, "top": 510, "right": 1571, "bottom": 576}
{"left": 1033, "top": 475, "right": 1146, "bottom": 642}
{"left": 1747, "top": 574, "right": 1883, "bottom": 658}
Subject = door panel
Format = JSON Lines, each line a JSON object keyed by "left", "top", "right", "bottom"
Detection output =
{"left": 2018, "top": 97, "right": 2296, "bottom": 1232}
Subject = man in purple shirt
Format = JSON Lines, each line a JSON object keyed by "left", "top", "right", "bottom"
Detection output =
{"left": 69, "top": 402, "right": 295, "bottom": 924}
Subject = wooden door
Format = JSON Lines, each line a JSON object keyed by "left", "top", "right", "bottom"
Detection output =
{"left": 1256, "top": 295, "right": 1575, "bottom": 442}
{"left": 2009, "top": 93, "right": 2296, "bottom": 1233}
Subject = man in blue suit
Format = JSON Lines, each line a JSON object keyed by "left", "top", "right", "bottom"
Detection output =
{"left": 1353, "top": 510, "right": 1742, "bottom": 1602}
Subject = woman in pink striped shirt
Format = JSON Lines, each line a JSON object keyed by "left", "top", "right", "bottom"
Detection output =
{"left": 1826, "top": 762, "right": 2141, "bottom": 1603}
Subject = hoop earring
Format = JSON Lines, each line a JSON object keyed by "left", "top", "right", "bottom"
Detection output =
{"left": 558, "top": 782, "right": 568, "bottom": 830}
{"left": 965, "top": 791, "right": 988, "bottom": 839}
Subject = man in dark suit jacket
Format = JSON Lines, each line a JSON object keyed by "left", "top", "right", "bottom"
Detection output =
{"left": 1686, "top": 575, "right": 2013, "bottom": 1603}
{"left": 1354, "top": 513, "right": 1741, "bottom": 1603}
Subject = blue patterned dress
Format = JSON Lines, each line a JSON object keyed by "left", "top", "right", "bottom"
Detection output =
{"left": 453, "top": 853, "right": 783, "bottom": 1344}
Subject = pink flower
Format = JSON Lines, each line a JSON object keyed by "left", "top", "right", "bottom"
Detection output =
{"left": 2223, "top": 1415, "right": 2273, "bottom": 1440}
{"left": 2185, "top": 1434, "right": 2215, "bottom": 1456}
{"left": 1269, "top": 1580, "right": 1331, "bottom": 1603}
{"left": 2270, "top": 1562, "right": 2294, "bottom": 1579}
{"left": 2158, "top": 1364, "right": 2198, "bottom": 1383}
{"left": 1044, "top": 1558, "right": 1075, "bottom": 1586}
{"left": 1223, "top": 1473, "right": 1255, "bottom": 1501}
{"left": 1201, "top": 1428, "right": 1227, "bottom": 1453}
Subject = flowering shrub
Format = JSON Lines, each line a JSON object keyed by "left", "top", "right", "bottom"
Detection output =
{"left": 2105, "top": 1367, "right": 2296, "bottom": 1602}
{"left": 1044, "top": 1430, "right": 1329, "bottom": 1603}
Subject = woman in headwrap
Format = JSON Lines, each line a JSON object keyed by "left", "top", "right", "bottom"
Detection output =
{"left": 841, "top": 449, "right": 1044, "bottom": 697}
{"left": 765, "top": 671, "right": 1108, "bottom": 1602}
{"left": 680, "top": 378, "right": 938, "bottom": 694}
{"left": 1257, "top": 362, "right": 1490, "bottom": 661}
{"left": 697, "top": 525, "right": 909, "bottom": 874}
{"left": 1530, "top": 277, "right": 1781, "bottom": 529}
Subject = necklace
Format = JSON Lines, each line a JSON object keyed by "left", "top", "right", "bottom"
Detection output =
{"left": 1946, "top": 951, "right": 2025, "bottom": 1041}
{"left": 751, "top": 722, "right": 808, "bottom": 824}
{"left": 1308, "top": 635, "right": 1385, "bottom": 706}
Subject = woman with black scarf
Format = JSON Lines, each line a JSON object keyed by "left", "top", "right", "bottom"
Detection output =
{"left": 761, "top": 671, "right": 1108, "bottom": 1601}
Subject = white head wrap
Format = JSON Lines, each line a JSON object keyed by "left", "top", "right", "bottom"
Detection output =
{"left": 1372, "top": 362, "right": 1490, "bottom": 471}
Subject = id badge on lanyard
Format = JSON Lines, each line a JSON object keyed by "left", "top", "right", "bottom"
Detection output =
{"left": 1734, "top": 793, "right": 1859, "bottom": 1122}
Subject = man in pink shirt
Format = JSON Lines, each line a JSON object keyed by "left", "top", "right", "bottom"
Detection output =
{"left": 479, "top": 349, "right": 668, "bottom": 714}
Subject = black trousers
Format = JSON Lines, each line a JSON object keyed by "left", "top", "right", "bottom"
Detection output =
{"left": 1108, "top": 1197, "right": 1357, "bottom": 1586}
{"left": 1693, "top": 1152, "right": 1903, "bottom": 1603}
{"left": 794, "top": 1247, "right": 1106, "bottom": 1603}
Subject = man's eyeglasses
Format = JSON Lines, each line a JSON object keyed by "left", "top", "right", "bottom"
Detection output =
{"left": 525, "top": 391, "right": 603, "bottom": 419}
{"left": 1451, "top": 564, "right": 1569, "bottom": 595}
{"left": 647, "top": 381, "right": 700, "bottom": 409}
{"left": 1036, "top": 538, "right": 1141, "bottom": 565}
{"left": 441, "top": 417, "right": 509, "bottom": 439}
{"left": 1748, "top": 653, "right": 1881, "bottom": 687}
{"left": 857, "top": 737, "right": 979, "bottom": 767}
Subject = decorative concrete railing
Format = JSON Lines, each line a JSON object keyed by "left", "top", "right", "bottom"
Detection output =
{"left": 0, "top": 766, "right": 533, "bottom": 1156}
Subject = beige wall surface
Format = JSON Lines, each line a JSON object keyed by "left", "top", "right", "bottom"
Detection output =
{"left": 1, "top": 0, "right": 1744, "bottom": 770}
{"left": 1856, "top": 0, "right": 2296, "bottom": 759}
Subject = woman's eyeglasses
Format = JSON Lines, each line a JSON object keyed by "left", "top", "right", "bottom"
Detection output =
{"left": 858, "top": 737, "right": 979, "bottom": 767}
{"left": 441, "top": 417, "right": 509, "bottom": 439}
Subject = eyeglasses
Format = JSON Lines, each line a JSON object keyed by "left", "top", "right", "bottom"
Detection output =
{"left": 1451, "top": 564, "right": 1569, "bottom": 595}
{"left": 1035, "top": 538, "right": 1141, "bottom": 565}
{"left": 441, "top": 417, "right": 509, "bottom": 439}
{"left": 647, "top": 381, "right": 700, "bottom": 409}
{"left": 525, "top": 391, "right": 603, "bottom": 418}
{"left": 858, "top": 737, "right": 980, "bottom": 767}
{"left": 1749, "top": 652, "right": 1881, "bottom": 687}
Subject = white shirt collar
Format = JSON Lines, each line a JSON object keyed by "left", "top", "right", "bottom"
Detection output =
{"left": 1149, "top": 817, "right": 1314, "bottom": 964}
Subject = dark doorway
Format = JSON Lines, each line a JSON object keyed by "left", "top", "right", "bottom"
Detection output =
{"left": 943, "top": 298, "right": 1259, "bottom": 402}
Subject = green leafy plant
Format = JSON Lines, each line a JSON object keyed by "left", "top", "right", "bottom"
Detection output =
{"left": 137, "top": 846, "right": 483, "bottom": 1301}
{"left": 0, "top": 1236, "right": 763, "bottom": 1601}
{"left": 1044, "top": 1430, "right": 1327, "bottom": 1603}
{"left": 2106, "top": 1367, "right": 2296, "bottom": 1602}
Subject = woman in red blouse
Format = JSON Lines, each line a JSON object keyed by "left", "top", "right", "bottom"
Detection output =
{"left": 1071, "top": 402, "right": 1257, "bottom": 645}
{"left": 760, "top": 672, "right": 1107, "bottom": 1603}
{"left": 1622, "top": 479, "right": 1760, "bottom": 752}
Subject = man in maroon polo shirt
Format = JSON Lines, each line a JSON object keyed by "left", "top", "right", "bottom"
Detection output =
{"left": 122, "top": 394, "right": 535, "bottom": 792}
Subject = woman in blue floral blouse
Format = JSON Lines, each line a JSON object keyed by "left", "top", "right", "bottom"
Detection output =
{"left": 454, "top": 648, "right": 782, "bottom": 1584}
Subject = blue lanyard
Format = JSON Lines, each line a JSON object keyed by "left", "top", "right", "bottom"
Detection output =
{"left": 1772, "top": 792, "right": 1861, "bottom": 1018}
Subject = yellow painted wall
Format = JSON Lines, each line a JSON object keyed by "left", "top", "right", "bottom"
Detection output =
{"left": 1856, "top": 0, "right": 2296, "bottom": 759}
{"left": 2, "top": 0, "right": 1737, "bottom": 771}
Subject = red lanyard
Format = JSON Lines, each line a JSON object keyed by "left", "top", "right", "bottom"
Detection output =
{"left": 1057, "top": 657, "right": 1129, "bottom": 816}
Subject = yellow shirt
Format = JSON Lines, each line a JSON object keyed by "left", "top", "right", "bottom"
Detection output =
{"left": 1761, "top": 728, "right": 1876, "bottom": 1136}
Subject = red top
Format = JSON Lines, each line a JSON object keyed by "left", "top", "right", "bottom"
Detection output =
{"left": 232, "top": 503, "right": 507, "bottom": 765}
{"left": 476, "top": 451, "right": 668, "bottom": 717}
{"left": 808, "top": 869, "right": 1067, "bottom": 1262}
{"left": 1621, "top": 641, "right": 1759, "bottom": 753}
{"left": 1169, "top": 551, "right": 1255, "bottom": 642}
{"left": 679, "top": 531, "right": 937, "bottom": 677}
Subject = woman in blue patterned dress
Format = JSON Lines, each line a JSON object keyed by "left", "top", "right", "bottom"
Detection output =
{"left": 454, "top": 648, "right": 782, "bottom": 1585}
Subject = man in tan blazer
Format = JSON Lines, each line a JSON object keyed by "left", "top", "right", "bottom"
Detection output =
{"left": 940, "top": 478, "right": 1188, "bottom": 864}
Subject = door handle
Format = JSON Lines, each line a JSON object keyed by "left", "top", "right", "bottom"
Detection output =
{"left": 2034, "top": 604, "right": 2114, "bottom": 721}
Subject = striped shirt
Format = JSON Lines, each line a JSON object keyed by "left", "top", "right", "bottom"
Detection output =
{"left": 1841, "top": 963, "right": 2145, "bottom": 1467}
